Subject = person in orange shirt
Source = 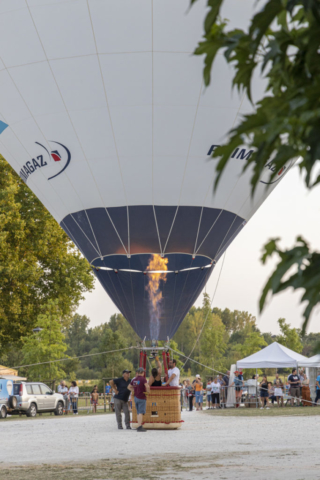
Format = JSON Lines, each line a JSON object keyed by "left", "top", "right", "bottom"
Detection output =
{"left": 193, "top": 375, "right": 203, "bottom": 411}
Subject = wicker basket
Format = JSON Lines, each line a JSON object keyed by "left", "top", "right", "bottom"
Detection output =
{"left": 131, "top": 386, "right": 183, "bottom": 430}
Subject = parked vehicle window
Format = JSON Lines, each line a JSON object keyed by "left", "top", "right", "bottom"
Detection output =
{"left": 40, "top": 384, "right": 52, "bottom": 395}
{"left": 32, "top": 384, "right": 41, "bottom": 395}
{"left": 13, "top": 384, "right": 21, "bottom": 395}
{"left": 26, "top": 385, "right": 33, "bottom": 395}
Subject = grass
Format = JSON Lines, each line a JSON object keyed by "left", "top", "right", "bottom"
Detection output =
{"left": 2, "top": 409, "right": 112, "bottom": 422}
{"left": 203, "top": 405, "right": 320, "bottom": 417}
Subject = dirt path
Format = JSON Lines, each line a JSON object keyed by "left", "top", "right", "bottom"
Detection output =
{"left": 1, "top": 410, "right": 319, "bottom": 479}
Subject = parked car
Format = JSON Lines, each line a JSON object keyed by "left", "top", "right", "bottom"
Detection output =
{"left": 0, "top": 380, "right": 64, "bottom": 418}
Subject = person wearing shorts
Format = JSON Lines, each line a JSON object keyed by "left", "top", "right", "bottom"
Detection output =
{"left": 128, "top": 367, "right": 150, "bottom": 432}
{"left": 288, "top": 369, "right": 301, "bottom": 406}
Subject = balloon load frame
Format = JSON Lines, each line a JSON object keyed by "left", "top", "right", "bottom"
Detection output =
{"left": 132, "top": 343, "right": 182, "bottom": 430}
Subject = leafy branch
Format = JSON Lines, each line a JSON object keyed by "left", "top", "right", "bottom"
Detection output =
{"left": 192, "top": 0, "right": 320, "bottom": 335}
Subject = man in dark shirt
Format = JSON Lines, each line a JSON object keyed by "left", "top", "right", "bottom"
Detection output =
{"left": 110, "top": 369, "right": 131, "bottom": 429}
{"left": 288, "top": 368, "right": 301, "bottom": 406}
{"left": 221, "top": 371, "right": 230, "bottom": 408}
{"left": 128, "top": 367, "right": 150, "bottom": 432}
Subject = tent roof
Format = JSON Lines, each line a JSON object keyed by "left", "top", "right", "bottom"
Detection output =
{"left": 237, "top": 342, "right": 308, "bottom": 369}
{"left": 297, "top": 354, "right": 320, "bottom": 368}
{"left": 0, "top": 375, "right": 27, "bottom": 381}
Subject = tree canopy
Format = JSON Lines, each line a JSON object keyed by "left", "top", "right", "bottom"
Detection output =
{"left": 192, "top": 0, "right": 320, "bottom": 335}
{"left": 0, "top": 156, "right": 94, "bottom": 349}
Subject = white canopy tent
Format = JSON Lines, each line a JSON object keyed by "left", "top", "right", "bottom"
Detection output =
{"left": 236, "top": 342, "right": 308, "bottom": 369}
{"left": 297, "top": 354, "right": 320, "bottom": 368}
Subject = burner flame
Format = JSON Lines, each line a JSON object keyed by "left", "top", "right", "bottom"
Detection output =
{"left": 145, "top": 254, "right": 168, "bottom": 340}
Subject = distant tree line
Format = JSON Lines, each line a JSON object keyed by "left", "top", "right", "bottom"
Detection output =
{"left": 1, "top": 293, "right": 319, "bottom": 385}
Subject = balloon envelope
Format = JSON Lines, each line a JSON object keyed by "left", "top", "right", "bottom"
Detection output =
{"left": 0, "top": 0, "right": 290, "bottom": 340}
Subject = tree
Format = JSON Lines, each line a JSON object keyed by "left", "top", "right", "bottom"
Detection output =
{"left": 21, "top": 301, "right": 68, "bottom": 382}
{"left": 93, "top": 326, "right": 132, "bottom": 378}
{"left": 232, "top": 332, "right": 267, "bottom": 359}
{"left": 64, "top": 314, "right": 90, "bottom": 357}
{"left": 277, "top": 318, "right": 303, "bottom": 353}
{"left": 192, "top": 0, "right": 320, "bottom": 336}
{"left": 0, "top": 156, "right": 94, "bottom": 349}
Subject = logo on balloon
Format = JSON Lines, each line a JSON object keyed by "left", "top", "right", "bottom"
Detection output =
{"left": 207, "top": 144, "right": 291, "bottom": 185}
{"left": 19, "top": 141, "right": 71, "bottom": 183}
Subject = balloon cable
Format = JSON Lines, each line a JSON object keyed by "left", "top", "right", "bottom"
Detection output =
{"left": 182, "top": 252, "right": 227, "bottom": 369}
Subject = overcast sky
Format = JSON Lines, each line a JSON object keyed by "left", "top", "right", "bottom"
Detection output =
{"left": 77, "top": 166, "right": 320, "bottom": 335}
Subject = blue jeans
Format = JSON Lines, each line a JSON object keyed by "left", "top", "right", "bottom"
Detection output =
{"left": 195, "top": 392, "right": 203, "bottom": 404}
{"left": 71, "top": 399, "right": 78, "bottom": 413}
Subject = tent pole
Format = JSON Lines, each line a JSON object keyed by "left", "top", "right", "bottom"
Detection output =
{"left": 256, "top": 368, "right": 258, "bottom": 409}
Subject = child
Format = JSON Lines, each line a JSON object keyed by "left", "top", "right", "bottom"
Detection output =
{"left": 91, "top": 387, "right": 99, "bottom": 414}
{"left": 274, "top": 379, "right": 284, "bottom": 407}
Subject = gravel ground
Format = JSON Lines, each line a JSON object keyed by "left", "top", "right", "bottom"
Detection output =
{"left": 1, "top": 410, "right": 320, "bottom": 479}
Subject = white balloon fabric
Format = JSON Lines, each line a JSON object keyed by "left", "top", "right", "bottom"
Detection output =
{"left": 0, "top": 0, "right": 291, "bottom": 340}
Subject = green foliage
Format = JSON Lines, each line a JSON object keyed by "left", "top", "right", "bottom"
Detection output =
{"left": 21, "top": 301, "right": 68, "bottom": 381}
{"left": 300, "top": 332, "right": 320, "bottom": 356}
{"left": 277, "top": 318, "right": 303, "bottom": 353}
{"left": 191, "top": 0, "right": 320, "bottom": 334}
{"left": 260, "top": 237, "right": 320, "bottom": 335}
{"left": 0, "top": 157, "right": 94, "bottom": 349}
{"left": 231, "top": 331, "right": 268, "bottom": 359}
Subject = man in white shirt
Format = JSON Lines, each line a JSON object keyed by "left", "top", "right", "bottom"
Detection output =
{"left": 57, "top": 380, "right": 64, "bottom": 393}
{"left": 58, "top": 381, "right": 69, "bottom": 415}
{"left": 164, "top": 359, "right": 180, "bottom": 386}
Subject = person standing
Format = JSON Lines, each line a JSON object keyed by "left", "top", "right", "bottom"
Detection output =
{"left": 211, "top": 377, "right": 221, "bottom": 409}
{"left": 315, "top": 372, "right": 320, "bottom": 405}
{"left": 69, "top": 381, "right": 79, "bottom": 414}
{"left": 128, "top": 367, "right": 150, "bottom": 432}
{"left": 91, "top": 386, "right": 99, "bottom": 413}
{"left": 110, "top": 369, "right": 132, "bottom": 430}
{"left": 57, "top": 380, "right": 64, "bottom": 394}
{"left": 259, "top": 375, "right": 269, "bottom": 409}
{"left": 148, "top": 356, "right": 162, "bottom": 387}
{"left": 164, "top": 359, "right": 180, "bottom": 386}
{"left": 59, "top": 381, "right": 69, "bottom": 414}
{"left": 288, "top": 368, "right": 301, "bottom": 406}
{"left": 194, "top": 375, "right": 203, "bottom": 411}
{"left": 105, "top": 382, "right": 111, "bottom": 394}
{"left": 222, "top": 371, "right": 230, "bottom": 408}
{"left": 231, "top": 371, "right": 243, "bottom": 408}
{"left": 206, "top": 378, "right": 213, "bottom": 409}
{"left": 185, "top": 379, "right": 195, "bottom": 411}
{"left": 301, "top": 373, "right": 311, "bottom": 407}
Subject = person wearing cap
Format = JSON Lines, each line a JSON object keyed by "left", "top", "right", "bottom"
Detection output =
{"left": 110, "top": 369, "right": 132, "bottom": 430}
{"left": 128, "top": 367, "right": 150, "bottom": 432}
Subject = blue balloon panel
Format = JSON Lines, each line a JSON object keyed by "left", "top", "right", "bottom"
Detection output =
{"left": 61, "top": 205, "right": 245, "bottom": 339}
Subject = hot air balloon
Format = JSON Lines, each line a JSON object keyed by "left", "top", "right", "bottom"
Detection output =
{"left": 0, "top": 0, "right": 291, "bottom": 342}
